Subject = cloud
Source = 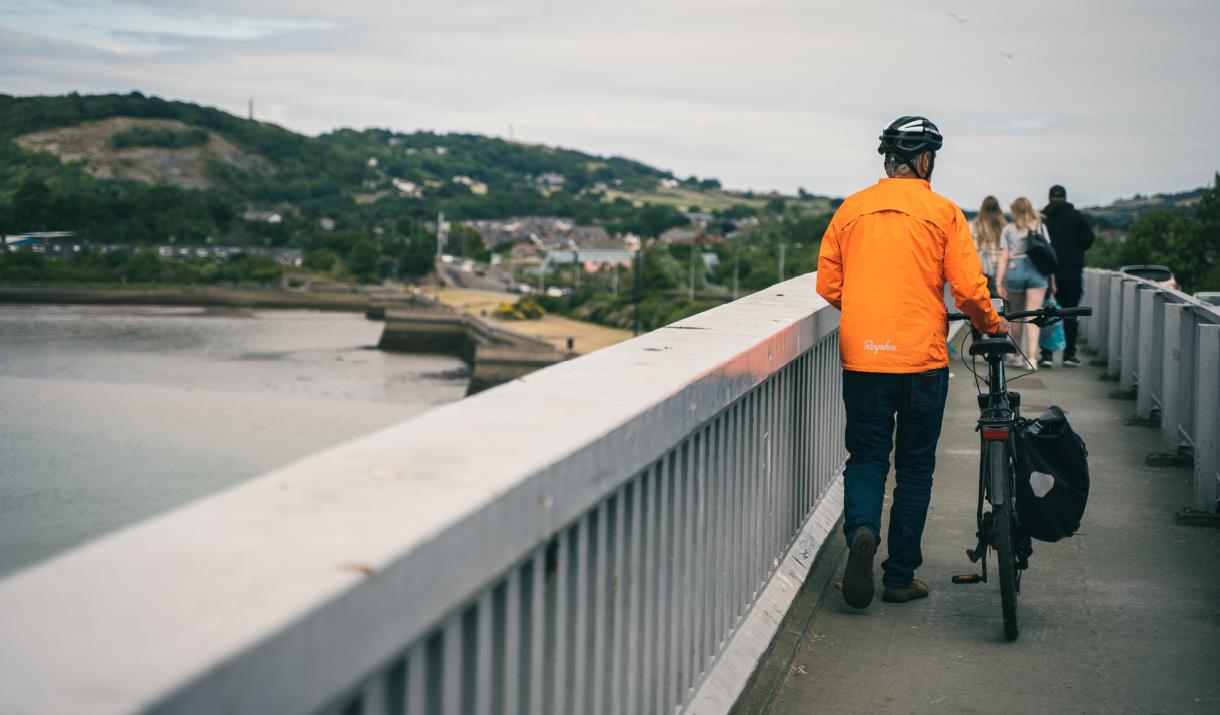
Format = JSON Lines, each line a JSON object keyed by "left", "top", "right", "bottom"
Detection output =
{"left": 0, "top": 0, "right": 329, "bottom": 55}
{"left": 2, "top": 0, "right": 1218, "bottom": 206}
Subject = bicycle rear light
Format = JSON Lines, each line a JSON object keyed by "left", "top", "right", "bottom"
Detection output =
{"left": 981, "top": 427, "right": 1010, "bottom": 441}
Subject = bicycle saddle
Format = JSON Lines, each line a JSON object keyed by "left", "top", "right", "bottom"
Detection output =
{"left": 969, "top": 337, "right": 1018, "bottom": 356}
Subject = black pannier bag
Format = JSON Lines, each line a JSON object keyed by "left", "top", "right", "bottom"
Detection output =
{"left": 1015, "top": 406, "right": 1089, "bottom": 542}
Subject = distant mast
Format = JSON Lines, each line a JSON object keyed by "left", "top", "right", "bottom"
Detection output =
{"left": 248, "top": 98, "right": 253, "bottom": 121}
{"left": 436, "top": 211, "right": 447, "bottom": 259}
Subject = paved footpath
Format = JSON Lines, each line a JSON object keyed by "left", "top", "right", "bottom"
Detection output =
{"left": 742, "top": 358, "right": 1220, "bottom": 715}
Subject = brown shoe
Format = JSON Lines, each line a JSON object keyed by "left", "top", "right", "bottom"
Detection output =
{"left": 882, "top": 578, "right": 929, "bottom": 603}
{"left": 842, "top": 530, "right": 877, "bottom": 609}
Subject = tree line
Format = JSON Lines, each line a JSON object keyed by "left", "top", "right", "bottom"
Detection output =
{"left": 1086, "top": 174, "right": 1220, "bottom": 293}
{"left": 536, "top": 209, "right": 832, "bottom": 331}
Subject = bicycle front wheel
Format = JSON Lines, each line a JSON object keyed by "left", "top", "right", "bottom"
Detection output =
{"left": 988, "top": 440, "right": 1019, "bottom": 641}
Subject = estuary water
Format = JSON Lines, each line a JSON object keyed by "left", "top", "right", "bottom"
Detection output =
{"left": 0, "top": 305, "right": 468, "bottom": 579}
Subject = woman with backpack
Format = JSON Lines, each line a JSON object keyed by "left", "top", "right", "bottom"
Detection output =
{"left": 970, "top": 196, "right": 1005, "bottom": 296}
{"left": 996, "top": 197, "right": 1054, "bottom": 369}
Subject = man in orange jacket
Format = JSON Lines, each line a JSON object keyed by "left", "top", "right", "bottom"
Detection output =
{"left": 817, "top": 116, "right": 1007, "bottom": 609}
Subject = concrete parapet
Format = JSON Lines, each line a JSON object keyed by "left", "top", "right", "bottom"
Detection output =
{"left": 469, "top": 344, "right": 569, "bottom": 393}
{"left": 378, "top": 303, "right": 567, "bottom": 393}
{"left": 378, "top": 310, "right": 472, "bottom": 358}
{"left": 0, "top": 274, "right": 847, "bottom": 715}
{"left": 365, "top": 291, "right": 442, "bottom": 320}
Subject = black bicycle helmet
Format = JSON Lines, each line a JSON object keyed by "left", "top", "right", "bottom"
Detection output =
{"left": 878, "top": 116, "right": 942, "bottom": 179}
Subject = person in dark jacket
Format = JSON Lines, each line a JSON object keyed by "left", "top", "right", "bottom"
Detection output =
{"left": 1040, "top": 184, "right": 1094, "bottom": 367}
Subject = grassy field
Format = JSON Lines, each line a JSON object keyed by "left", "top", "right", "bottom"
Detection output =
{"left": 431, "top": 287, "right": 634, "bottom": 355}
{"left": 602, "top": 186, "right": 764, "bottom": 211}
{"left": 601, "top": 186, "right": 834, "bottom": 214}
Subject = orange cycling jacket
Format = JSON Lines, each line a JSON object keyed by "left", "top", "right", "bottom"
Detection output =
{"left": 816, "top": 178, "right": 1002, "bottom": 373}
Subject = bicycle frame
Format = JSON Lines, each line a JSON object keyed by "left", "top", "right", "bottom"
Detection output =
{"left": 977, "top": 349, "right": 1020, "bottom": 506}
{"left": 958, "top": 344, "right": 1023, "bottom": 583}
{"left": 949, "top": 302, "right": 1092, "bottom": 639}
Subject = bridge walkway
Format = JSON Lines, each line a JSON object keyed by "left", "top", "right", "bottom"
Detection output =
{"left": 745, "top": 356, "right": 1220, "bottom": 714}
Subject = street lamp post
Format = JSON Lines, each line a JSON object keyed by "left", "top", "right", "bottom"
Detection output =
{"left": 733, "top": 247, "right": 740, "bottom": 299}
{"left": 633, "top": 248, "right": 642, "bottom": 336}
{"left": 688, "top": 242, "right": 697, "bottom": 301}
{"left": 435, "top": 210, "right": 447, "bottom": 259}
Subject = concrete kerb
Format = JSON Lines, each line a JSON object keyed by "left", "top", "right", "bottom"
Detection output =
{"left": 729, "top": 514, "right": 848, "bottom": 715}
{"left": 684, "top": 476, "right": 845, "bottom": 715}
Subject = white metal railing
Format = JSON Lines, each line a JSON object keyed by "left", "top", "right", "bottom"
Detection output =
{"left": 0, "top": 273, "right": 847, "bottom": 715}
{"left": 1083, "top": 268, "right": 1220, "bottom": 514}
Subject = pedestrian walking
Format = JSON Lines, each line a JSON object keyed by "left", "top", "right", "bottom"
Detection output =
{"left": 996, "top": 197, "right": 1051, "bottom": 368}
{"left": 1040, "top": 185, "right": 1095, "bottom": 367}
{"left": 970, "top": 196, "right": 1005, "bottom": 297}
{"left": 816, "top": 116, "right": 1007, "bottom": 609}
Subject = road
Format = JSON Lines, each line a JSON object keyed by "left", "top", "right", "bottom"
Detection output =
{"left": 436, "top": 258, "right": 516, "bottom": 293}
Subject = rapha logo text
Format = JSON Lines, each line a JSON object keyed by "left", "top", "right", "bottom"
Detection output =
{"left": 864, "top": 339, "right": 897, "bottom": 354}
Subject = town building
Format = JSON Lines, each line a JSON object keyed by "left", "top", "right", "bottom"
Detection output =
{"left": 660, "top": 225, "right": 725, "bottom": 245}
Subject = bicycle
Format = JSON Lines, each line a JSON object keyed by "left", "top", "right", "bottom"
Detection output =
{"left": 946, "top": 301, "right": 1092, "bottom": 641}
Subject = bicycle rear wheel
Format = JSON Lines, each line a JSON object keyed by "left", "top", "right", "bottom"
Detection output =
{"left": 988, "top": 440, "right": 1019, "bottom": 641}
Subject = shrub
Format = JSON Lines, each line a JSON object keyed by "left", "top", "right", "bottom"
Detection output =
{"left": 517, "top": 297, "right": 545, "bottom": 319}
{"left": 493, "top": 301, "right": 524, "bottom": 320}
{"left": 493, "top": 297, "right": 546, "bottom": 320}
{"left": 109, "top": 126, "right": 210, "bottom": 150}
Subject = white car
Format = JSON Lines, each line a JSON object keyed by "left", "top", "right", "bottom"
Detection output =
{"left": 1120, "top": 264, "right": 1179, "bottom": 291}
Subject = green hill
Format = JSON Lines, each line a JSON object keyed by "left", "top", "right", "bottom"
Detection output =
{"left": 1082, "top": 188, "right": 1207, "bottom": 229}
{"left": 0, "top": 92, "right": 822, "bottom": 251}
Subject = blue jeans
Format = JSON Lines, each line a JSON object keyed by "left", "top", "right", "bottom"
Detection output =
{"left": 1003, "top": 257, "right": 1048, "bottom": 291}
{"left": 841, "top": 368, "right": 949, "bottom": 589}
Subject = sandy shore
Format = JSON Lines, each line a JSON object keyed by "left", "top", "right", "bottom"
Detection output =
{"left": 0, "top": 284, "right": 384, "bottom": 311}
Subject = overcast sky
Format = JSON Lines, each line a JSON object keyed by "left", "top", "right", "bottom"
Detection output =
{"left": 2, "top": 0, "right": 1218, "bottom": 208}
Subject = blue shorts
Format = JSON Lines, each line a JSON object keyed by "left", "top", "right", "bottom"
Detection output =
{"left": 1004, "top": 257, "right": 1048, "bottom": 291}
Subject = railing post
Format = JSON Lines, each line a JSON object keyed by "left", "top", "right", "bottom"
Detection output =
{"left": 1135, "top": 288, "right": 1162, "bottom": 420}
{"left": 1082, "top": 271, "right": 1095, "bottom": 349}
{"left": 1093, "top": 269, "right": 1102, "bottom": 351}
{"left": 1179, "top": 309, "right": 1199, "bottom": 451}
{"left": 1159, "top": 304, "right": 1185, "bottom": 455}
{"left": 1119, "top": 280, "right": 1139, "bottom": 394}
{"left": 1091, "top": 271, "right": 1109, "bottom": 361}
{"left": 1191, "top": 324, "right": 1220, "bottom": 515}
{"left": 1107, "top": 276, "right": 1124, "bottom": 378}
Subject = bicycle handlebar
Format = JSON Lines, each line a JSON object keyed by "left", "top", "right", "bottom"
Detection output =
{"left": 947, "top": 305, "right": 1092, "bottom": 323}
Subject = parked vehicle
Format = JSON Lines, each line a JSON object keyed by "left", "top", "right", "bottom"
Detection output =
{"left": 1120, "top": 264, "right": 1179, "bottom": 291}
{"left": 1193, "top": 291, "right": 1220, "bottom": 307}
